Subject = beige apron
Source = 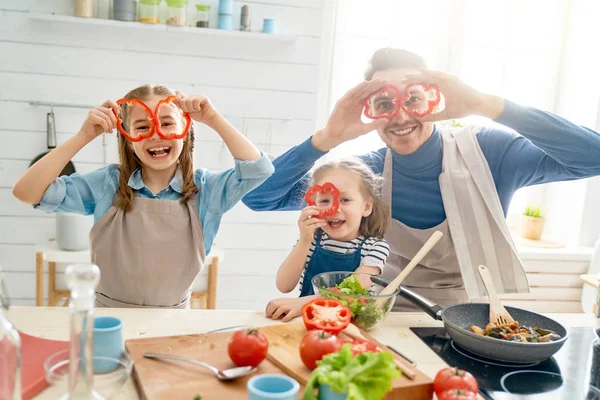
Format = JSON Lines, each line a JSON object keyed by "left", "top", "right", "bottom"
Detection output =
{"left": 382, "top": 124, "right": 529, "bottom": 311}
{"left": 89, "top": 195, "right": 205, "bottom": 309}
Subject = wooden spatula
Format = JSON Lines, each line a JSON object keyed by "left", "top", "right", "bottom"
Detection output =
{"left": 377, "top": 231, "right": 443, "bottom": 300}
{"left": 477, "top": 264, "right": 515, "bottom": 325}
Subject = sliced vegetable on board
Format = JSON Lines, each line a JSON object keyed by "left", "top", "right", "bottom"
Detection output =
{"left": 302, "top": 298, "right": 351, "bottom": 334}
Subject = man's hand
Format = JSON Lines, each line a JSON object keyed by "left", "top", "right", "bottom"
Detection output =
{"left": 401, "top": 69, "right": 506, "bottom": 122}
{"left": 312, "top": 79, "right": 391, "bottom": 151}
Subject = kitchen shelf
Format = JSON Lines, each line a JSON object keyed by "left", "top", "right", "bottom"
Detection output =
{"left": 29, "top": 12, "right": 298, "bottom": 43}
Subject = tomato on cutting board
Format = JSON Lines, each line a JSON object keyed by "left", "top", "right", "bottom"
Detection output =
{"left": 301, "top": 298, "right": 351, "bottom": 334}
{"left": 438, "top": 389, "right": 478, "bottom": 400}
{"left": 299, "top": 329, "right": 344, "bottom": 370}
{"left": 227, "top": 328, "right": 269, "bottom": 368}
{"left": 433, "top": 367, "right": 479, "bottom": 397}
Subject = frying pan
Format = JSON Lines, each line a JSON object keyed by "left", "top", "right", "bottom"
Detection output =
{"left": 29, "top": 110, "right": 76, "bottom": 176}
{"left": 371, "top": 276, "right": 568, "bottom": 364}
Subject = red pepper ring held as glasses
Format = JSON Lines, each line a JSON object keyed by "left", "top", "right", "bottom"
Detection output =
{"left": 402, "top": 83, "right": 442, "bottom": 118}
{"left": 363, "top": 83, "right": 443, "bottom": 120}
{"left": 301, "top": 298, "right": 352, "bottom": 335}
{"left": 114, "top": 98, "right": 155, "bottom": 142}
{"left": 155, "top": 95, "right": 192, "bottom": 140}
{"left": 363, "top": 83, "right": 401, "bottom": 120}
{"left": 113, "top": 96, "right": 191, "bottom": 142}
{"left": 304, "top": 182, "right": 340, "bottom": 219}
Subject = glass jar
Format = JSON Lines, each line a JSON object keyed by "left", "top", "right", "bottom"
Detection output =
{"left": 165, "top": 0, "right": 187, "bottom": 26}
{"left": 139, "top": 0, "right": 161, "bottom": 24}
{"left": 195, "top": 4, "right": 210, "bottom": 28}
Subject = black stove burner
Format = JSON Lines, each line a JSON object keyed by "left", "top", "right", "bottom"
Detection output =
{"left": 410, "top": 326, "right": 600, "bottom": 400}
{"left": 450, "top": 340, "right": 541, "bottom": 368}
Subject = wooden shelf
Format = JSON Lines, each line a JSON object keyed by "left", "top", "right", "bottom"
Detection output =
{"left": 29, "top": 13, "right": 298, "bottom": 43}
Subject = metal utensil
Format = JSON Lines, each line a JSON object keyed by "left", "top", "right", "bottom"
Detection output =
{"left": 206, "top": 325, "right": 250, "bottom": 334}
{"left": 143, "top": 353, "right": 256, "bottom": 381}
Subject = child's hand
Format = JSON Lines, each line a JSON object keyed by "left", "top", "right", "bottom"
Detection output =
{"left": 298, "top": 206, "right": 327, "bottom": 244}
{"left": 265, "top": 297, "right": 309, "bottom": 322}
{"left": 174, "top": 91, "right": 218, "bottom": 124}
{"left": 78, "top": 100, "right": 120, "bottom": 140}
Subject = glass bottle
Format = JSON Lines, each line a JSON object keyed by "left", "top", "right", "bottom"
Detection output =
{"left": 0, "top": 271, "right": 21, "bottom": 400}
{"left": 64, "top": 263, "right": 101, "bottom": 400}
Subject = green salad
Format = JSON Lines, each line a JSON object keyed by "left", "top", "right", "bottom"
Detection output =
{"left": 318, "top": 275, "right": 391, "bottom": 330}
{"left": 302, "top": 344, "right": 400, "bottom": 400}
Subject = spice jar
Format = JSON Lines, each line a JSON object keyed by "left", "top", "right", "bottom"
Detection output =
{"left": 195, "top": 4, "right": 210, "bottom": 28}
{"left": 165, "top": 0, "right": 187, "bottom": 26}
{"left": 139, "top": 0, "right": 161, "bottom": 23}
{"left": 74, "top": 0, "right": 95, "bottom": 18}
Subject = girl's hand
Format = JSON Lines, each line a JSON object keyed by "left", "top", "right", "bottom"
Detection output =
{"left": 298, "top": 206, "right": 327, "bottom": 243}
{"left": 78, "top": 100, "right": 120, "bottom": 140}
{"left": 174, "top": 91, "right": 218, "bottom": 124}
{"left": 265, "top": 297, "right": 310, "bottom": 322}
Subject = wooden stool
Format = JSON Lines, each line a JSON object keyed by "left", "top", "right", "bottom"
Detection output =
{"left": 35, "top": 241, "right": 221, "bottom": 309}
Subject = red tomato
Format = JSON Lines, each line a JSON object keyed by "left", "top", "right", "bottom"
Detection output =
{"left": 227, "top": 328, "right": 268, "bottom": 368}
{"left": 348, "top": 338, "right": 379, "bottom": 356}
{"left": 301, "top": 298, "right": 351, "bottom": 334}
{"left": 433, "top": 367, "right": 479, "bottom": 397}
{"left": 299, "top": 330, "right": 343, "bottom": 370}
{"left": 438, "top": 389, "right": 478, "bottom": 400}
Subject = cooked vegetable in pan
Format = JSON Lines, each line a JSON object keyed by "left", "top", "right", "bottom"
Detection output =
{"left": 469, "top": 321, "right": 562, "bottom": 343}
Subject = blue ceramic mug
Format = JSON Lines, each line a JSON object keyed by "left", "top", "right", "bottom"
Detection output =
{"left": 247, "top": 374, "right": 299, "bottom": 400}
{"left": 262, "top": 18, "right": 277, "bottom": 34}
{"left": 93, "top": 316, "right": 123, "bottom": 373}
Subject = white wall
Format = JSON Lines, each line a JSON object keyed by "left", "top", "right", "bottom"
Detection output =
{"left": 0, "top": 0, "right": 335, "bottom": 310}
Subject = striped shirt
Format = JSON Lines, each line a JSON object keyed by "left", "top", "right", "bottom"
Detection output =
{"left": 298, "top": 232, "right": 390, "bottom": 291}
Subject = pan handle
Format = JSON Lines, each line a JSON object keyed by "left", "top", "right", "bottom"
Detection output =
{"left": 371, "top": 276, "right": 444, "bottom": 321}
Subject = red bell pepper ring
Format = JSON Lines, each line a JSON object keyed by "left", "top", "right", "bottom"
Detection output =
{"left": 363, "top": 83, "right": 443, "bottom": 120}
{"left": 302, "top": 298, "right": 351, "bottom": 335}
{"left": 155, "top": 95, "right": 192, "bottom": 140}
{"left": 304, "top": 182, "right": 340, "bottom": 219}
{"left": 402, "top": 83, "right": 442, "bottom": 118}
{"left": 114, "top": 98, "right": 155, "bottom": 142}
{"left": 113, "top": 95, "right": 191, "bottom": 142}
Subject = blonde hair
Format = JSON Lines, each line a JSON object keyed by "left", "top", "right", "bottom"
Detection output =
{"left": 115, "top": 84, "right": 197, "bottom": 211}
{"left": 310, "top": 158, "right": 390, "bottom": 238}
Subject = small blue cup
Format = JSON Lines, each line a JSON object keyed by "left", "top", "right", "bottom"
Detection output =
{"left": 318, "top": 384, "right": 347, "bottom": 400}
{"left": 93, "top": 316, "right": 123, "bottom": 373}
{"left": 262, "top": 18, "right": 277, "bottom": 34}
{"left": 247, "top": 374, "right": 299, "bottom": 400}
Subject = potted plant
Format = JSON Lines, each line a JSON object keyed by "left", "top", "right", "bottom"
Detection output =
{"left": 521, "top": 203, "right": 546, "bottom": 240}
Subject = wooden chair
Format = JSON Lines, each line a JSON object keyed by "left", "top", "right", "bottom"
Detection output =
{"left": 35, "top": 241, "right": 221, "bottom": 309}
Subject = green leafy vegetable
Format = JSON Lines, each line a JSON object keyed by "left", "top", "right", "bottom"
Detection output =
{"left": 319, "top": 276, "right": 391, "bottom": 330}
{"left": 193, "top": 395, "right": 202, "bottom": 400}
{"left": 302, "top": 344, "right": 400, "bottom": 400}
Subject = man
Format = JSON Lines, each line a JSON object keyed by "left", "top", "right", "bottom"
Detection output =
{"left": 243, "top": 48, "right": 600, "bottom": 311}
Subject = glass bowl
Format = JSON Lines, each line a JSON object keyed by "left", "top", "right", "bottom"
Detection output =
{"left": 44, "top": 349, "right": 133, "bottom": 399}
{"left": 312, "top": 271, "right": 399, "bottom": 331}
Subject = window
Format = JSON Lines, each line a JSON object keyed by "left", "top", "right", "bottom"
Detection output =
{"left": 328, "top": 0, "right": 600, "bottom": 246}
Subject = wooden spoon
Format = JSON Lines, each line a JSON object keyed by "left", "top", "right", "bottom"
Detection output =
{"left": 477, "top": 264, "right": 515, "bottom": 325}
{"left": 378, "top": 230, "right": 443, "bottom": 300}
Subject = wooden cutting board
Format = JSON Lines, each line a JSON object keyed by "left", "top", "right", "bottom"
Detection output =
{"left": 125, "top": 323, "right": 433, "bottom": 400}
{"left": 259, "top": 323, "right": 433, "bottom": 400}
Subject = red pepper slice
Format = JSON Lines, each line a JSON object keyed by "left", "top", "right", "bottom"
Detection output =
{"left": 347, "top": 338, "right": 379, "bottom": 356}
{"left": 155, "top": 95, "right": 192, "bottom": 140}
{"left": 402, "top": 83, "right": 442, "bottom": 118}
{"left": 304, "top": 182, "right": 340, "bottom": 219}
{"left": 301, "top": 298, "right": 351, "bottom": 334}
{"left": 363, "top": 83, "right": 443, "bottom": 120}
{"left": 114, "top": 98, "right": 155, "bottom": 142}
{"left": 113, "top": 96, "right": 191, "bottom": 142}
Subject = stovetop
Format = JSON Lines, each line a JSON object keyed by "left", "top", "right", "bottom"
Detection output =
{"left": 410, "top": 327, "right": 600, "bottom": 399}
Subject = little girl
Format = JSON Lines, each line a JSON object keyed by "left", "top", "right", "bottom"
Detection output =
{"left": 266, "top": 158, "right": 390, "bottom": 321}
{"left": 13, "top": 85, "right": 274, "bottom": 308}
